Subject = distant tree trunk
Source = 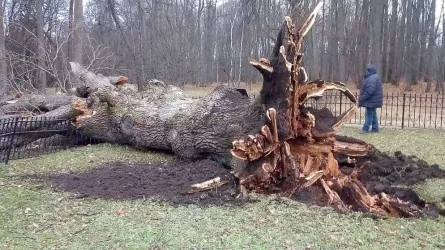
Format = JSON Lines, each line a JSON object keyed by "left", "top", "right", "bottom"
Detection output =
{"left": 66, "top": 0, "right": 74, "bottom": 90}
{"left": 381, "top": 0, "right": 389, "bottom": 82}
{"left": 36, "top": 0, "right": 47, "bottom": 93}
{"left": 68, "top": 0, "right": 74, "bottom": 62}
{"left": 438, "top": 2, "right": 445, "bottom": 94}
{"left": 327, "top": 0, "right": 338, "bottom": 80}
{"left": 418, "top": 0, "right": 427, "bottom": 83}
{"left": 137, "top": 0, "right": 147, "bottom": 85}
{"left": 405, "top": 0, "right": 416, "bottom": 91}
{"left": 338, "top": 0, "right": 346, "bottom": 82}
{"left": 370, "top": 0, "right": 383, "bottom": 74}
{"left": 204, "top": 1, "right": 216, "bottom": 83}
{"left": 396, "top": 0, "right": 408, "bottom": 85}
{"left": 310, "top": 0, "right": 320, "bottom": 79}
{"left": 73, "top": 0, "right": 84, "bottom": 65}
{"left": 0, "top": 0, "right": 7, "bottom": 99}
{"left": 425, "top": 0, "right": 436, "bottom": 93}
{"left": 320, "top": 0, "right": 326, "bottom": 79}
{"left": 358, "top": 0, "right": 370, "bottom": 87}
{"left": 352, "top": 0, "right": 362, "bottom": 87}
{"left": 229, "top": 10, "right": 238, "bottom": 84}
{"left": 387, "top": 0, "right": 398, "bottom": 83}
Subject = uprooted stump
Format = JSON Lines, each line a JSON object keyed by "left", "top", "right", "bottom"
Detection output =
{"left": 230, "top": 4, "right": 424, "bottom": 218}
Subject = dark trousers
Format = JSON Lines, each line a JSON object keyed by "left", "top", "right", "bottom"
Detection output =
{"left": 362, "top": 107, "right": 379, "bottom": 132}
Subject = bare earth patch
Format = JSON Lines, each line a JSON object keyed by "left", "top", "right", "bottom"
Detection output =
{"left": 49, "top": 159, "right": 240, "bottom": 206}
{"left": 42, "top": 151, "right": 445, "bottom": 217}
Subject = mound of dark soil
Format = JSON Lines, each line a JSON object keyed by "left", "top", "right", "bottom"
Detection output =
{"left": 352, "top": 151, "right": 445, "bottom": 186}
{"left": 339, "top": 150, "right": 445, "bottom": 216}
{"left": 50, "top": 159, "right": 241, "bottom": 206}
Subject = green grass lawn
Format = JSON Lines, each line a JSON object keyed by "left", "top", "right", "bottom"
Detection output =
{"left": 1, "top": 128, "right": 445, "bottom": 249}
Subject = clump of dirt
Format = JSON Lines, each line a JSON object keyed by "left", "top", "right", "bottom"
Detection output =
{"left": 50, "top": 159, "right": 241, "bottom": 206}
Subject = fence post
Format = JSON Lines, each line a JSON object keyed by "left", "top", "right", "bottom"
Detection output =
{"left": 401, "top": 93, "right": 406, "bottom": 129}
{"left": 339, "top": 92, "right": 343, "bottom": 115}
{"left": 5, "top": 117, "right": 20, "bottom": 164}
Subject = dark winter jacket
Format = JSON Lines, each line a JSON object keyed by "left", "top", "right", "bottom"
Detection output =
{"left": 359, "top": 64, "right": 383, "bottom": 108}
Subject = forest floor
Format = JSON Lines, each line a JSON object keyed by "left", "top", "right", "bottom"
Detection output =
{"left": 1, "top": 127, "right": 445, "bottom": 249}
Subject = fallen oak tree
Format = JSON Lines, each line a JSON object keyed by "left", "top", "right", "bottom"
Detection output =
{"left": 59, "top": 3, "right": 426, "bottom": 218}
{"left": 2, "top": 3, "right": 437, "bottom": 218}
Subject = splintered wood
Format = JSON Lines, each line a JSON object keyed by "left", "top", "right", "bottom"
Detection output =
{"left": 231, "top": 2, "right": 422, "bottom": 218}
{"left": 188, "top": 177, "right": 228, "bottom": 194}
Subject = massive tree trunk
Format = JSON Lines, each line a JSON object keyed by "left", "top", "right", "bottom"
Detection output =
{"left": 1, "top": 5, "right": 425, "bottom": 218}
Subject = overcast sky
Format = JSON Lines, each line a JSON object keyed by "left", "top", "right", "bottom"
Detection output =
{"left": 437, "top": 0, "right": 444, "bottom": 25}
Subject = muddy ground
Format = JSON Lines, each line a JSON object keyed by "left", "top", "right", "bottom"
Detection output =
{"left": 46, "top": 151, "right": 445, "bottom": 215}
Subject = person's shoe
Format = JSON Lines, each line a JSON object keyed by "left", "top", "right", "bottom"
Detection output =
{"left": 359, "top": 130, "right": 368, "bottom": 134}
{"left": 370, "top": 130, "right": 380, "bottom": 133}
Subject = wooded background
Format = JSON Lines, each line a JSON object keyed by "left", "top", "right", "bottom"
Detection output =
{"left": 0, "top": 0, "right": 445, "bottom": 98}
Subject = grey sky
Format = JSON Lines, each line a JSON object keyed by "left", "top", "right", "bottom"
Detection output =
{"left": 437, "top": 0, "right": 444, "bottom": 25}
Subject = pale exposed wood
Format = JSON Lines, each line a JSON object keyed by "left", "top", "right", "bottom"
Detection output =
{"left": 188, "top": 177, "right": 228, "bottom": 193}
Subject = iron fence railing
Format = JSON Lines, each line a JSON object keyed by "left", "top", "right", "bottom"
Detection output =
{"left": 304, "top": 91, "right": 445, "bottom": 129}
{"left": 0, "top": 116, "right": 100, "bottom": 164}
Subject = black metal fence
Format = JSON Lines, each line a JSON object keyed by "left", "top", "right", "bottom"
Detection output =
{"left": 305, "top": 91, "right": 445, "bottom": 129}
{"left": 0, "top": 116, "right": 100, "bottom": 164}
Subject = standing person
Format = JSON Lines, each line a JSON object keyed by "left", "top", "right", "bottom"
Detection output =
{"left": 359, "top": 64, "right": 383, "bottom": 134}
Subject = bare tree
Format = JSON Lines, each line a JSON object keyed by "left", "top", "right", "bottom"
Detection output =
{"left": 425, "top": 0, "right": 436, "bottom": 92}
{"left": 0, "top": 0, "right": 7, "bottom": 99}
{"left": 36, "top": 0, "right": 46, "bottom": 93}
{"left": 387, "top": 0, "right": 398, "bottom": 83}
{"left": 73, "top": 0, "right": 83, "bottom": 65}
{"left": 370, "top": 0, "right": 384, "bottom": 74}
